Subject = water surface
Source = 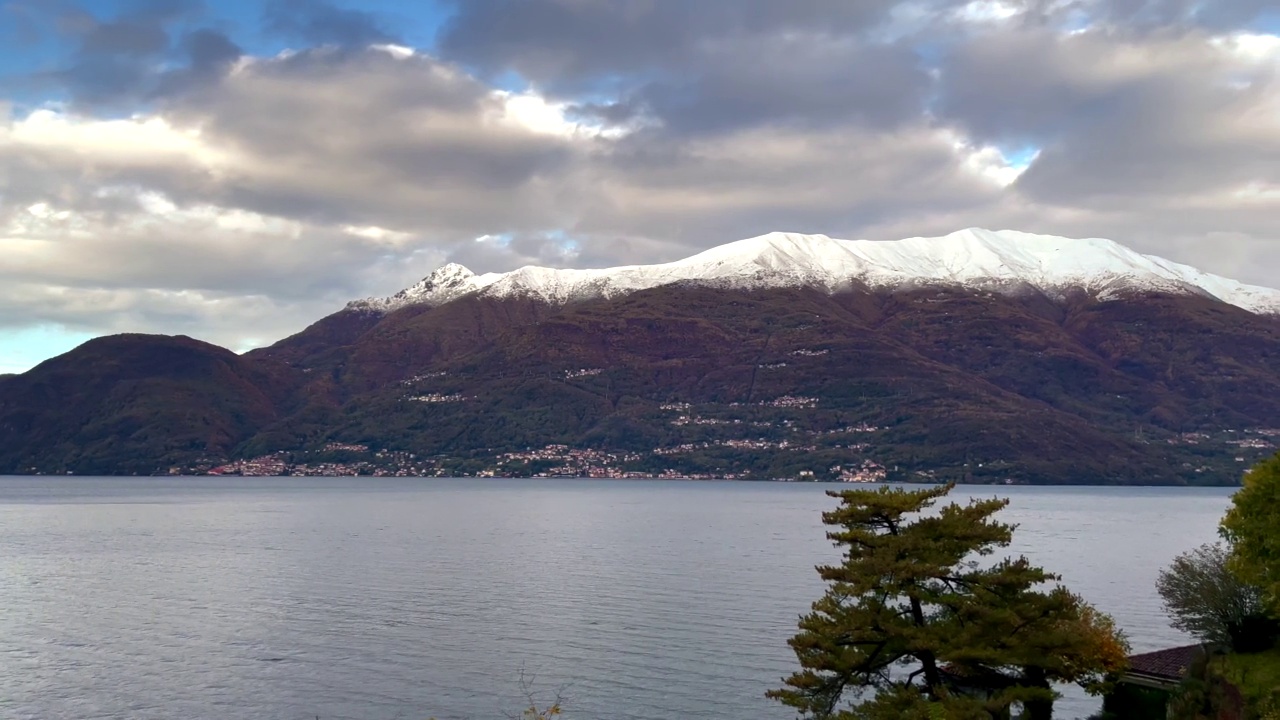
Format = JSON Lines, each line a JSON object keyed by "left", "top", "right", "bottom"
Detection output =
{"left": 0, "top": 478, "right": 1233, "bottom": 719}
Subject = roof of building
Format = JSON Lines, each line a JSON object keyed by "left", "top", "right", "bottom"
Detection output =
{"left": 1126, "top": 644, "right": 1205, "bottom": 681}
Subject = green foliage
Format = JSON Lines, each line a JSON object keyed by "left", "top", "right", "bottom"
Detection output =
{"left": 769, "top": 483, "right": 1129, "bottom": 720}
{"left": 1222, "top": 453, "right": 1280, "bottom": 613}
{"left": 1216, "top": 648, "right": 1280, "bottom": 718}
{"left": 1156, "top": 542, "right": 1274, "bottom": 651}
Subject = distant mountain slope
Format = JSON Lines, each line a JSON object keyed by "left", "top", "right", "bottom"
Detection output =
{"left": 265, "top": 284, "right": 1280, "bottom": 485}
{"left": 0, "top": 335, "right": 302, "bottom": 474}
{"left": 4, "top": 229, "right": 1280, "bottom": 483}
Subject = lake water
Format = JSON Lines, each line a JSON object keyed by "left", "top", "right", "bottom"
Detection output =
{"left": 0, "top": 478, "right": 1234, "bottom": 720}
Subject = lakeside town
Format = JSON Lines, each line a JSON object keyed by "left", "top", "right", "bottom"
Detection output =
{"left": 167, "top": 423, "right": 1280, "bottom": 483}
{"left": 191, "top": 441, "right": 890, "bottom": 482}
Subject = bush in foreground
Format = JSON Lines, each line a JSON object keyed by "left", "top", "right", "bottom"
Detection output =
{"left": 1156, "top": 542, "right": 1276, "bottom": 652}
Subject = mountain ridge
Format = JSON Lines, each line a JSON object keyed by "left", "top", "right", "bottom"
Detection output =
{"left": 348, "top": 228, "right": 1280, "bottom": 315}
{"left": 4, "top": 228, "right": 1280, "bottom": 483}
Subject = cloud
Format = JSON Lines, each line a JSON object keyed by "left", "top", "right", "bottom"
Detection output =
{"left": 163, "top": 47, "right": 591, "bottom": 233}
{"left": 440, "top": 0, "right": 944, "bottom": 137}
{"left": 0, "top": 186, "right": 463, "bottom": 352}
{"left": 263, "top": 0, "right": 397, "bottom": 47}
{"left": 168, "top": 28, "right": 244, "bottom": 82}
{"left": 17, "top": 0, "right": 242, "bottom": 110}
{"left": 1066, "top": 0, "right": 1276, "bottom": 31}
{"left": 439, "top": 0, "right": 909, "bottom": 88}
{"left": 3, "top": 0, "right": 1280, "bottom": 371}
{"left": 571, "top": 123, "right": 1013, "bottom": 250}
{"left": 628, "top": 35, "right": 933, "bottom": 135}
{"left": 924, "top": 24, "right": 1280, "bottom": 265}
{"left": 0, "top": 45, "right": 606, "bottom": 355}
{"left": 937, "top": 28, "right": 1280, "bottom": 196}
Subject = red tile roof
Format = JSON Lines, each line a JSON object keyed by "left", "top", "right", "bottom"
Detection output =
{"left": 1126, "top": 644, "right": 1204, "bottom": 681}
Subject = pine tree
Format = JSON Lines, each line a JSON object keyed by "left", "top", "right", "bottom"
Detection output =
{"left": 769, "top": 483, "right": 1128, "bottom": 720}
{"left": 942, "top": 568, "right": 1129, "bottom": 719}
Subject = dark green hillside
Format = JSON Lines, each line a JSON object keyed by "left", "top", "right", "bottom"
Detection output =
{"left": 257, "top": 286, "right": 1280, "bottom": 484}
{"left": 248, "top": 306, "right": 384, "bottom": 367}
{"left": 0, "top": 334, "right": 303, "bottom": 474}
{"left": 3, "top": 286, "right": 1279, "bottom": 483}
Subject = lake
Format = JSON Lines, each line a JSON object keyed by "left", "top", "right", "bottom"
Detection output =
{"left": 0, "top": 478, "right": 1234, "bottom": 720}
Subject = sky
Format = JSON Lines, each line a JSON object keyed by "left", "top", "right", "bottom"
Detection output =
{"left": 1, "top": 0, "right": 1279, "bottom": 373}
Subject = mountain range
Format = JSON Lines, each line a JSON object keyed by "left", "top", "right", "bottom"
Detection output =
{"left": 4, "top": 227, "right": 1279, "bottom": 484}
{"left": 349, "top": 229, "right": 1280, "bottom": 314}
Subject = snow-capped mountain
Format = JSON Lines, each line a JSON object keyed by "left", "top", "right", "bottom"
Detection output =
{"left": 349, "top": 228, "right": 1280, "bottom": 315}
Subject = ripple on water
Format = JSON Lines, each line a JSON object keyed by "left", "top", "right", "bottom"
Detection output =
{"left": 0, "top": 478, "right": 1233, "bottom": 720}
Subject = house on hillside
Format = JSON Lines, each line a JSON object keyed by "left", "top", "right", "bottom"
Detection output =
{"left": 1102, "top": 644, "right": 1209, "bottom": 719}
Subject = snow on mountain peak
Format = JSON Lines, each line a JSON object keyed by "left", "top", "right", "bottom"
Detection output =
{"left": 416, "top": 263, "right": 477, "bottom": 293}
{"left": 348, "top": 229, "right": 1280, "bottom": 315}
{"left": 347, "top": 262, "right": 491, "bottom": 312}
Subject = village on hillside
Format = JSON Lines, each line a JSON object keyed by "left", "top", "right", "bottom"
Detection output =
{"left": 173, "top": 420, "right": 1280, "bottom": 484}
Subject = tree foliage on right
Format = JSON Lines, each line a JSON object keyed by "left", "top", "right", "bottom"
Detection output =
{"left": 769, "top": 483, "right": 1128, "bottom": 720}
{"left": 1156, "top": 542, "right": 1275, "bottom": 652}
{"left": 1222, "top": 453, "right": 1280, "bottom": 613}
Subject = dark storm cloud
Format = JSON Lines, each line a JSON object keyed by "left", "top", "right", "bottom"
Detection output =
{"left": 1072, "top": 0, "right": 1277, "bottom": 31}
{"left": 28, "top": 0, "right": 241, "bottom": 109}
{"left": 181, "top": 28, "right": 243, "bottom": 73}
{"left": 53, "top": 8, "right": 174, "bottom": 107}
{"left": 933, "top": 27, "right": 1104, "bottom": 147}
{"left": 151, "top": 29, "right": 245, "bottom": 96}
{"left": 633, "top": 36, "right": 931, "bottom": 134}
{"left": 263, "top": 0, "right": 397, "bottom": 47}
{"left": 437, "top": 0, "right": 914, "bottom": 92}
{"left": 438, "top": 0, "right": 949, "bottom": 136}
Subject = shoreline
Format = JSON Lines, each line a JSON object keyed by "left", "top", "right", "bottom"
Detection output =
{"left": 0, "top": 474, "right": 1242, "bottom": 488}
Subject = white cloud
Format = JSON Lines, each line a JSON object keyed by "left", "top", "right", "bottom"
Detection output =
{"left": 3, "top": 108, "right": 224, "bottom": 167}
{"left": 371, "top": 43, "right": 416, "bottom": 60}
{"left": 944, "top": 131, "right": 1034, "bottom": 187}
{"left": 1210, "top": 32, "right": 1280, "bottom": 63}
{"left": 494, "top": 91, "right": 581, "bottom": 135}
{"left": 493, "top": 90, "right": 633, "bottom": 138}
{"left": 952, "top": 0, "right": 1021, "bottom": 24}
{"left": 4, "top": 16, "right": 1280, "bottom": 371}
{"left": 1232, "top": 182, "right": 1280, "bottom": 201}
{"left": 343, "top": 224, "right": 415, "bottom": 244}
{"left": 25, "top": 203, "right": 71, "bottom": 221}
